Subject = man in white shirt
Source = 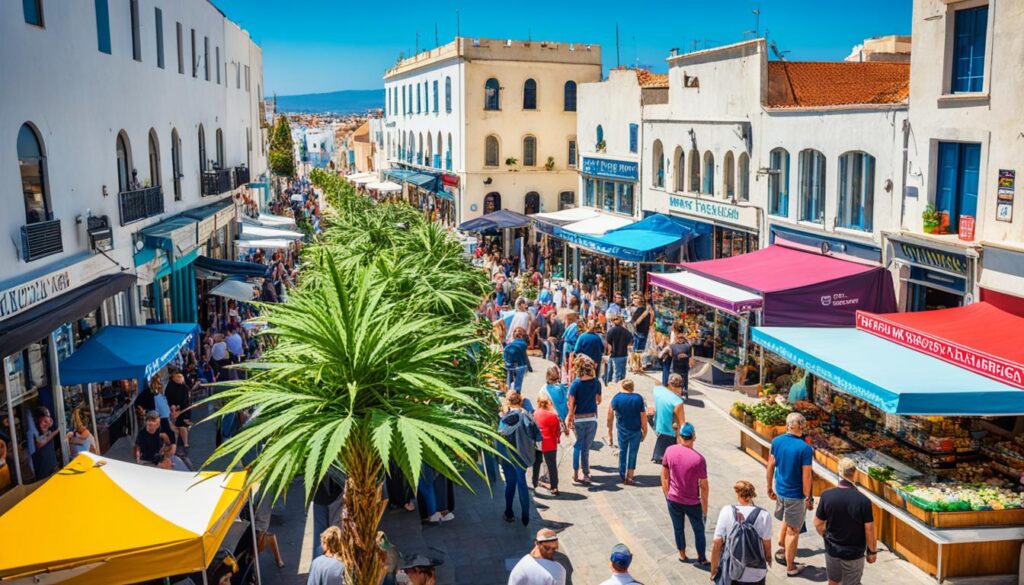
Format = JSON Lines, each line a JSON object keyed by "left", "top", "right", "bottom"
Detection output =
{"left": 225, "top": 326, "right": 245, "bottom": 363}
{"left": 598, "top": 543, "right": 641, "bottom": 585}
{"left": 710, "top": 480, "right": 773, "bottom": 585}
{"left": 508, "top": 528, "right": 566, "bottom": 585}
{"left": 506, "top": 298, "right": 533, "bottom": 343}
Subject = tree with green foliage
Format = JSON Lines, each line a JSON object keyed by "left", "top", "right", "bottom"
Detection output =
{"left": 268, "top": 115, "right": 295, "bottom": 177}
{"left": 204, "top": 168, "right": 504, "bottom": 585}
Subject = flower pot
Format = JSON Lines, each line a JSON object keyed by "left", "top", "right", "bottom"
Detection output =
{"left": 923, "top": 222, "right": 938, "bottom": 234}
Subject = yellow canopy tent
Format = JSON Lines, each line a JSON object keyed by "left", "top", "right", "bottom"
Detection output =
{"left": 0, "top": 452, "right": 252, "bottom": 584}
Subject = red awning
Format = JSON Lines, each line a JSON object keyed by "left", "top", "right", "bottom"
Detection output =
{"left": 856, "top": 302, "right": 1024, "bottom": 389}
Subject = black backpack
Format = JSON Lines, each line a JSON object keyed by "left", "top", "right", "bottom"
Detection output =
{"left": 717, "top": 506, "right": 768, "bottom": 584}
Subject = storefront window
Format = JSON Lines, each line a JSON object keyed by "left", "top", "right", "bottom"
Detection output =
{"left": 584, "top": 179, "right": 595, "bottom": 207}
{"left": 617, "top": 183, "right": 634, "bottom": 216}
{"left": 601, "top": 181, "right": 615, "bottom": 212}
{"left": 2, "top": 338, "right": 56, "bottom": 487}
{"left": 650, "top": 289, "right": 747, "bottom": 372}
{"left": 160, "top": 276, "right": 172, "bottom": 323}
{"left": 714, "top": 226, "right": 756, "bottom": 259}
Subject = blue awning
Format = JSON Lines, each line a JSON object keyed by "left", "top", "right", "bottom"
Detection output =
{"left": 459, "top": 210, "right": 530, "bottom": 232}
{"left": 140, "top": 216, "right": 198, "bottom": 258}
{"left": 751, "top": 326, "right": 1024, "bottom": 416}
{"left": 559, "top": 214, "right": 696, "bottom": 262}
{"left": 182, "top": 197, "right": 233, "bottom": 221}
{"left": 59, "top": 323, "right": 200, "bottom": 387}
{"left": 383, "top": 169, "right": 417, "bottom": 182}
{"left": 193, "top": 255, "right": 267, "bottom": 280}
{"left": 407, "top": 173, "right": 440, "bottom": 192}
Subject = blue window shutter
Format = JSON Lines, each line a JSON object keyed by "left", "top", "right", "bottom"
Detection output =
{"left": 959, "top": 143, "right": 981, "bottom": 220}
{"left": 95, "top": 0, "right": 111, "bottom": 54}
{"left": 628, "top": 124, "right": 638, "bottom": 153}
{"left": 971, "top": 6, "right": 988, "bottom": 92}
{"left": 952, "top": 6, "right": 987, "bottom": 93}
{"left": 935, "top": 142, "right": 960, "bottom": 219}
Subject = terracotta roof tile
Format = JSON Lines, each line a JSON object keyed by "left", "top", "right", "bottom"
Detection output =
{"left": 635, "top": 69, "right": 669, "bottom": 89}
{"left": 766, "top": 61, "right": 909, "bottom": 108}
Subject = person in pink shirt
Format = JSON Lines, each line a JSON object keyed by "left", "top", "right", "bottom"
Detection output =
{"left": 660, "top": 422, "right": 710, "bottom": 567}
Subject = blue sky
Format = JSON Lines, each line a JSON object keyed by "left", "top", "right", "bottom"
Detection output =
{"left": 212, "top": 0, "right": 912, "bottom": 96}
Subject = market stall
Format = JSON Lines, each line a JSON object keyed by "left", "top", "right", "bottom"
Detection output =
{"left": 648, "top": 244, "right": 896, "bottom": 386}
{"left": 0, "top": 452, "right": 259, "bottom": 584}
{"left": 728, "top": 303, "right": 1024, "bottom": 580}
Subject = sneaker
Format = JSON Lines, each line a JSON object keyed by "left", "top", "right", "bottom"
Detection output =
{"left": 439, "top": 512, "right": 455, "bottom": 522}
{"left": 425, "top": 512, "right": 443, "bottom": 524}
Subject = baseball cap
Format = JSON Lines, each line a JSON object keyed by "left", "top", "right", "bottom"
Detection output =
{"left": 145, "top": 410, "right": 160, "bottom": 420}
{"left": 679, "top": 422, "right": 696, "bottom": 439}
{"left": 610, "top": 543, "right": 633, "bottom": 568}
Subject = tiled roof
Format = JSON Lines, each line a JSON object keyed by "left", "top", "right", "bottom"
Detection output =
{"left": 766, "top": 61, "right": 909, "bottom": 108}
{"left": 635, "top": 69, "right": 669, "bottom": 89}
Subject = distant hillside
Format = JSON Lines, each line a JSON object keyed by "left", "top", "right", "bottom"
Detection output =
{"left": 274, "top": 89, "right": 384, "bottom": 114}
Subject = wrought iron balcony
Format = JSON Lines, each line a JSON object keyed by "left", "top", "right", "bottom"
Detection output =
{"left": 234, "top": 166, "right": 250, "bottom": 186}
{"left": 118, "top": 185, "right": 164, "bottom": 226}
{"left": 201, "top": 168, "right": 234, "bottom": 197}
{"left": 21, "top": 218, "right": 63, "bottom": 262}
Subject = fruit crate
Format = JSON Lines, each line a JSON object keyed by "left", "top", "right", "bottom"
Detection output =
{"left": 753, "top": 420, "right": 786, "bottom": 440}
{"left": 814, "top": 449, "right": 839, "bottom": 474}
{"left": 901, "top": 493, "right": 1024, "bottom": 528}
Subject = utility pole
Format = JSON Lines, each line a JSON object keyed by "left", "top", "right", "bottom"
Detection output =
{"left": 615, "top": 24, "right": 620, "bottom": 68}
{"left": 753, "top": 8, "right": 761, "bottom": 38}
{"left": 435, "top": 23, "right": 439, "bottom": 47}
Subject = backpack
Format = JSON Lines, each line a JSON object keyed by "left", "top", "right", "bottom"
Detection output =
{"left": 718, "top": 506, "right": 767, "bottom": 584}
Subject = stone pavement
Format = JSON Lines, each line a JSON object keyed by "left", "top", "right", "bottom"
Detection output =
{"left": 110, "top": 362, "right": 1014, "bottom": 584}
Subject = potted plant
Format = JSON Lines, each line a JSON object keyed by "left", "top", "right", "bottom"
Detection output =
{"left": 922, "top": 204, "right": 940, "bottom": 234}
{"left": 545, "top": 156, "right": 555, "bottom": 171}
{"left": 596, "top": 140, "right": 607, "bottom": 153}
{"left": 505, "top": 157, "right": 518, "bottom": 171}
{"left": 938, "top": 210, "right": 950, "bottom": 234}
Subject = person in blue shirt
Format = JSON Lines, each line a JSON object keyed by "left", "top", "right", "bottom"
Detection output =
{"left": 652, "top": 374, "right": 686, "bottom": 464}
{"left": 606, "top": 379, "right": 647, "bottom": 484}
{"left": 573, "top": 321, "right": 605, "bottom": 380}
{"left": 503, "top": 327, "right": 531, "bottom": 392}
{"left": 542, "top": 366, "right": 569, "bottom": 421}
{"left": 767, "top": 411, "right": 814, "bottom": 577}
{"left": 562, "top": 312, "right": 580, "bottom": 376}
{"left": 566, "top": 355, "right": 602, "bottom": 484}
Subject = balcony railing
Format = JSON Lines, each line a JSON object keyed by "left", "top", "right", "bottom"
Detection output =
{"left": 234, "top": 166, "right": 250, "bottom": 186}
{"left": 119, "top": 185, "right": 164, "bottom": 226}
{"left": 21, "top": 218, "right": 63, "bottom": 262}
{"left": 201, "top": 169, "right": 234, "bottom": 197}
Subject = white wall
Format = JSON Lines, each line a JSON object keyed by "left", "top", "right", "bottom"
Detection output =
{"left": 383, "top": 58, "right": 463, "bottom": 174}
{"left": 0, "top": 0, "right": 264, "bottom": 283}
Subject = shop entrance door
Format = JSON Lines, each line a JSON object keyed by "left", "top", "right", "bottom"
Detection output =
{"left": 908, "top": 282, "right": 963, "bottom": 312}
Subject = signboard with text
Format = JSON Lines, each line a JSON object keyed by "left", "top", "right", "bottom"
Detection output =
{"left": 668, "top": 195, "right": 758, "bottom": 229}
{"left": 581, "top": 157, "right": 638, "bottom": 181}
{"left": 997, "top": 169, "right": 1015, "bottom": 223}
{"left": 958, "top": 215, "right": 975, "bottom": 241}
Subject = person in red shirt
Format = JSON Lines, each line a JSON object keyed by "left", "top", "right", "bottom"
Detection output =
{"left": 532, "top": 392, "right": 566, "bottom": 496}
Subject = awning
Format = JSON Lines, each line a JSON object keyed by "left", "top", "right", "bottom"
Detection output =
{"left": 560, "top": 212, "right": 634, "bottom": 235}
{"left": 855, "top": 302, "right": 1024, "bottom": 390}
{"left": 383, "top": 169, "right": 417, "bottom": 183}
{"left": 140, "top": 216, "right": 199, "bottom": 259}
{"left": 0, "top": 452, "right": 248, "bottom": 583}
{"left": 531, "top": 208, "right": 602, "bottom": 236}
{"left": 651, "top": 245, "right": 896, "bottom": 326}
{"left": 366, "top": 180, "right": 402, "bottom": 193}
{"left": 459, "top": 209, "right": 530, "bottom": 232}
{"left": 346, "top": 172, "right": 373, "bottom": 180}
{"left": 649, "top": 271, "right": 762, "bottom": 314}
{"left": 407, "top": 173, "right": 440, "bottom": 192}
{"left": 752, "top": 326, "right": 1024, "bottom": 416}
{"left": 0, "top": 273, "right": 136, "bottom": 358}
{"left": 193, "top": 256, "right": 267, "bottom": 280}
{"left": 210, "top": 279, "right": 259, "bottom": 303}
{"left": 235, "top": 238, "right": 293, "bottom": 250}
{"left": 254, "top": 213, "right": 295, "bottom": 226}
{"left": 240, "top": 223, "right": 304, "bottom": 240}
{"left": 352, "top": 175, "right": 377, "bottom": 185}
{"left": 59, "top": 323, "right": 199, "bottom": 386}
{"left": 564, "top": 214, "right": 696, "bottom": 263}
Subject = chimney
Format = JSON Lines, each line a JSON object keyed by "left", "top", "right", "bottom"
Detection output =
{"left": 670, "top": 47, "right": 679, "bottom": 57}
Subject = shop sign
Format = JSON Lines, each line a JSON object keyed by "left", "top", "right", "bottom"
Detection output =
{"left": 669, "top": 195, "right": 757, "bottom": 227}
{"left": 581, "top": 157, "right": 638, "bottom": 181}
{"left": 0, "top": 253, "right": 115, "bottom": 322}
{"left": 958, "top": 215, "right": 976, "bottom": 241}
{"left": 856, "top": 311, "right": 1024, "bottom": 390}
{"left": 891, "top": 241, "right": 968, "bottom": 277}
{"left": 997, "top": 169, "right": 1014, "bottom": 223}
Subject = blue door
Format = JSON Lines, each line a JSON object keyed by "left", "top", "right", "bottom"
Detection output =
{"left": 935, "top": 142, "right": 981, "bottom": 232}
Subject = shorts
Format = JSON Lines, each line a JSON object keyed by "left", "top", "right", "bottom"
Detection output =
{"left": 775, "top": 496, "right": 806, "bottom": 530}
{"left": 825, "top": 554, "right": 865, "bottom": 585}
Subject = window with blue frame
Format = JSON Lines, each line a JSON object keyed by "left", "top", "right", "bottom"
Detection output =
{"left": 702, "top": 151, "right": 715, "bottom": 195}
{"left": 837, "top": 151, "right": 875, "bottom": 231}
{"left": 952, "top": 5, "right": 988, "bottom": 93}
{"left": 568, "top": 139, "right": 577, "bottom": 168}
{"left": 652, "top": 140, "right": 665, "bottom": 188}
{"left": 628, "top": 124, "right": 638, "bottom": 153}
{"left": 935, "top": 142, "right": 980, "bottom": 234}
{"left": 798, "top": 149, "right": 826, "bottom": 223}
{"left": 484, "top": 78, "right": 500, "bottom": 110}
{"left": 602, "top": 181, "right": 616, "bottom": 212}
{"left": 768, "top": 148, "right": 790, "bottom": 217}
{"left": 564, "top": 81, "right": 577, "bottom": 111}
{"left": 433, "top": 80, "right": 439, "bottom": 112}
{"left": 24, "top": 0, "right": 43, "bottom": 26}
{"left": 617, "top": 183, "right": 634, "bottom": 215}
{"left": 584, "top": 178, "right": 596, "bottom": 206}
{"left": 95, "top": 0, "right": 111, "bottom": 53}
{"left": 596, "top": 125, "right": 604, "bottom": 149}
{"left": 417, "top": 84, "right": 421, "bottom": 114}
{"left": 523, "top": 79, "right": 537, "bottom": 110}
{"left": 445, "top": 77, "right": 452, "bottom": 112}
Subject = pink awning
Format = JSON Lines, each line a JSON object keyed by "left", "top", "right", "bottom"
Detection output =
{"left": 684, "top": 245, "right": 876, "bottom": 292}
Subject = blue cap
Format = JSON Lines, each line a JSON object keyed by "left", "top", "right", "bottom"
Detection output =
{"left": 679, "top": 422, "right": 695, "bottom": 439}
{"left": 610, "top": 543, "right": 632, "bottom": 567}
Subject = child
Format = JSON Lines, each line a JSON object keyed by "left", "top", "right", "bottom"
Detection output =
{"left": 543, "top": 366, "right": 569, "bottom": 422}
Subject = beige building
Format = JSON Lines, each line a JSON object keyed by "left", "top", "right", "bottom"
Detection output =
{"left": 351, "top": 121, "right": 374, "bottom": 173}
{"left": 383, "top": 37, "right": 602, "bottom": 223}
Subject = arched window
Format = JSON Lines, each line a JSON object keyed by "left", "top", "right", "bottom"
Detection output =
{"left": 116, "top": 130, "right": 132, "bottom": 192}
{"left": 652, "top": 140, "right": 665, "bottom": 188}
{"left": 737, "top": 152, "right": 750, "bottom": 201}
{"left": 215, "top": 128, "right": 224, "bottom": 169}
{"left": 446, "top": 133, "right": 453, "bottom": 170}
{"left": 688, "top": 148, "right": 700, "bottom": 192}
{"left": 525, "top": 191, "right": 540, "bottom": 215}
{"left": 148, "top": 129, "right": 161, "bottom": 187}
{"left": 445, "top": 76, "right": 452, "bottom": 112}
{"left": 838, "top": 151, "right": 875, "bottom": 231}
{"left": 564, "top": 80, "right": 577, "bottom": 111}
{"left": 523, "top": 135, "right": 537, "bottom": 166}
{"left": 435, "top": 131, "right": 442, "bottom": 167}
{"left": 596, "top": 125, "right": 604, "bottom": 150}
{"left": 18, "top": 123, "right": 49, "bottom": 224}
{"left": 768, "top": 148, "right": 790, "bottom": 216}
{"left": 484, "top": 192, "right": 501, "bottom": 214}
{"left": 484, "top": 78, "right": 500, "bottom": 110}
{"left": 723, "top": 151, "right": 735, "bottom": 199}
{"left": 674, "top": 147, "right": 685, "bottom": 191}
{"left": 485, "top": 135, "right": 499, "bottom": 167}
{"left": 425, "top": 133, "right": 433, "bottom": 167}
{"left": 523, "top": 79, "right": 537, "bottom": 110}
{"left": 417, "top": 132, "right": 424, "bottom": 165}
{"left": 198, "top": 124, "right": 207, "bottom": 173}
{"left": 171, "top": 128, "right": 182, "bottom": 200}
{"left": 798, "top": 149, "right": 826, "bottom": 223}
{"left": 702, "top": 151, "right": 715, "bottom": 195}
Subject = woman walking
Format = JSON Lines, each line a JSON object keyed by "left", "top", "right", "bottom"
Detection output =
{"left": 532, "top": 392, "right": 565, "bottom": 495}
{"left": 567, "top": 355, "right": 602, "bottom": 485}
{"left": 498, "top": 392, "right": 541, "bottom": 525}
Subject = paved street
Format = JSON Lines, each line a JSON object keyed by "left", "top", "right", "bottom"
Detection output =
{"left": 160, "top": 356, "right": 1016, "bottom": 585}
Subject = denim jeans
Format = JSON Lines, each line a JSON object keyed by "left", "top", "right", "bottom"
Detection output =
{"left": 572, "top": 419, "right": 598, "bottom": 474}
{"left": 661, "top": 359, "right": 672, "bottom": 386}
{"left": 506, "top": 364, "right": 528, "bottom": 392}
{"left": 417, "top": 466, "right": 438, "bottom": 518}
{"left": 617, "top": 427, "right": 641, "bottom": 478}
{"left": 633, "top": 334, "right": 648, "bottom": 353}
{"left": 610, "top": 356, "right": 628, "bottom": 382}
{"left": 500, "top": 459, "right": 530, "bottom": 520}
{"left": 666, "top": 500, "right": 707, "bottom": 561}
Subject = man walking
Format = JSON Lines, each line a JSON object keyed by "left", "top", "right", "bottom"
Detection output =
{"left": 573, "top": 321, "right": 605, "bottom": 378}
{"left": 766, "top": 412, "right": 814, "bottom": 577}
{"left": 607, "top": 379, "right": 647, "bottom": 485}
{"left": 597, "top": 544, "right": 641, "bottom": 585}
{"left": 605, "top": 315, "right": 634, "bottom": 383}
{"left": 652, "top": 374, "right": 686, "bottom": 464}
{"left": 508, "top": 528, "right": 566, "bottom": 585}
{"left": 661, "top": 423, "right": 709, "bottom": 567}
{"left": 629, "top": 294, "right": 652, "bottom": 373}
{"left": 814, "top": 458, "right": 877, "bottom": 585}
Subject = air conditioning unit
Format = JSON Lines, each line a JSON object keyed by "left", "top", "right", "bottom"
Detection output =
{"left": 87, "top": 215, "right": 113, "bottom": 252}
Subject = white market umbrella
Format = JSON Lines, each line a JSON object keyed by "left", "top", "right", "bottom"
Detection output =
{"left": 240, "top": 223, "right": 304, "bottom": 240}
{"left": 254, "top": 213, "right": 296, "bottom": 226}
{"left": 235, "top": 238, "right": 293, "bottom": 250}
{"left": 210, "top": 279, "right": 260, "bottom": 303}
{"left": 367, "top": 180, "right": 402, "bottom": 193}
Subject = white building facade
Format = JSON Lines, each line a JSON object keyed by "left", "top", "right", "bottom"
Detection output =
{"left": 1, "top": 0, "right": 265, "bottom": 485}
